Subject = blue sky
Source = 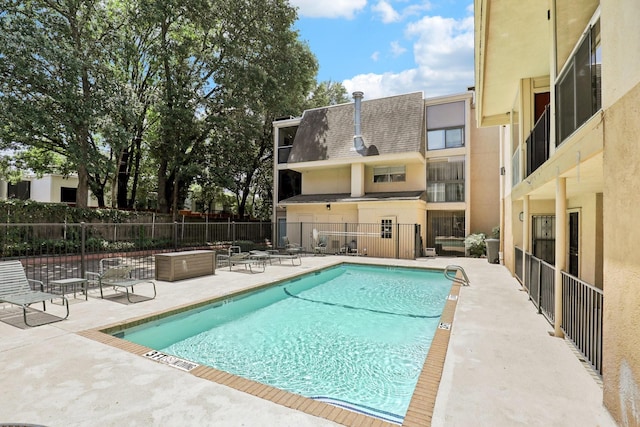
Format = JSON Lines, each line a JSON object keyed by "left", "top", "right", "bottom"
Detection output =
{"left": 290, "top": 0, "right": 474, "bottom": 100}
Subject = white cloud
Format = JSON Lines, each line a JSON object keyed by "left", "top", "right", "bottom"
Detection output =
{"left": 290, "top": 0, "right": 367, "bottom": 19}
{"left": 371, "top": 51, "right": 380, "bottom": 61}
{"left": 390, "top": 41, "right": 406, "bottom": 57}
{"left": 372, "top": 1, "right": 401, "bottom": 23}
{"left": 343, "top": 14, "right": 474, "bottom": 99}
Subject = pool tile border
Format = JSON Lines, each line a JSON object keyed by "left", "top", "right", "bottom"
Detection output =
{"left": 79, "top": 265, "right": 460, "bottom": 427}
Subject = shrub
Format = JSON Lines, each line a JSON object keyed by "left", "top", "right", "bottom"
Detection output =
{"left": 465, "top": 233, "right": 486, "bottom": 257}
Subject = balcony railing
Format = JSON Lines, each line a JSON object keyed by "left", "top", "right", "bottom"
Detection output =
{"left": 526, "top": 105, "right": 550, "bottom": 177}
{"left": 277, "top": 145, "right": 292, "bottom": 164}
{"left": 514, "top": 247, "right": 602, "bottom": 376}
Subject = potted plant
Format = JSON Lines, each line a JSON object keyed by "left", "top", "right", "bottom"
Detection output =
{"left": 464, "top": 232, "right": 486, "bottom": 258}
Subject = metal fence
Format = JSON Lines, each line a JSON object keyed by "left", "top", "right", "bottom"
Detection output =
{"left": 562, "top": 272, "right": 603, "bottom": 375}
{"left": 274, "top": 221, "right": 421, "bottom": 260}
{"left": 0, "top": 221, "right": 273, "bottom": 286}
{"left": 515, "top": 246, "right": 603, "bottom": 376}
{"left": 515, "top": 246, "right": 523, "bottom": 281}
{"left": 1, "top": 220, "right": 421, "bottom": 288}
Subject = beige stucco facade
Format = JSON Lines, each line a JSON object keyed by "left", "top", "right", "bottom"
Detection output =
{"left": 476, "top": 0, "right": 640, "bottom": 424}
{"left": 273, "top": 91, "right": 500, "bottom": 259}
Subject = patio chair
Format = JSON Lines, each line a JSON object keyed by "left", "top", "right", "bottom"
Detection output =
{"left": 228, "top": 252, "right": 265, "bottom": 273}
{"left": 312, "top": 229, "right": 328, "bottom": 255}
{"left": 86, "top": 258, "right": 156, "bottom": 303}
{"left": 283, "top": 236, "right": 303, "bottom": 254}
{"left": 346, "top": 239, "right": 360, "bottom": 256}
{"left": 0, "top": 260, "right": 69, "bottom": 327}
{"left": 255, "top": 249, "right": 302, "bottom": 266}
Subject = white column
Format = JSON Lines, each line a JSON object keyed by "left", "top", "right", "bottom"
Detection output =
{"left": 351, "top": 163, "right": 365, "bottom": 197}
{"left": 554, "top": 177, "right": 566, "bottom": 338}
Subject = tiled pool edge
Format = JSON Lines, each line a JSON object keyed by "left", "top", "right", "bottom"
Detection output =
{"left": 402, "top": 282, "right": 460, "bottom": 427}
{"left": 78, "top": 268, "right": 460, "bottom": 427}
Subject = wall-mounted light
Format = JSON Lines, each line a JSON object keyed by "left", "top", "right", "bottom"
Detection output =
{"left": 326, "top": 204, "right": 331, "bottom": 211}
{"left": 500, "top": 167, "right": 506, "bottom": 176}
{"left": 519, "top": 212, "right": 524, "bottom": 222}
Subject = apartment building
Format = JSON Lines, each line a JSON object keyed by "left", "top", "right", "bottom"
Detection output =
{"left": 0, "top": 174, "right": 99, "bottom": 207}
{"left": 474, "top": 1, "right": 640, "bottom": 424}
{"left": 272, "top": 90, "right": 499, "bottom": 259}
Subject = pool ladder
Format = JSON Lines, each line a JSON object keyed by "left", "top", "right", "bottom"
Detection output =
{"left": 444, "top": 265, "right": 470, "bottom": 286}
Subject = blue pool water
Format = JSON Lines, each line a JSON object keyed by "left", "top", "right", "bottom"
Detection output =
{"left": 117, "top": 264, "right": 451, "bottom": 423}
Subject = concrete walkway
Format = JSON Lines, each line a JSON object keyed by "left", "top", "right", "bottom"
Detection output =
{"left": 0, "top": 256, "right": 616, "bottom": 426}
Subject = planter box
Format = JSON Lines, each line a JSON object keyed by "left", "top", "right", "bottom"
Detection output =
{"left": 155, "top": 250, "right": 216, "bottom": 282}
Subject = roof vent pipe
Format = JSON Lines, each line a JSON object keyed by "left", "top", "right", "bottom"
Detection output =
{"left": 352, "top": 91, "right": 365, "bottom": 152}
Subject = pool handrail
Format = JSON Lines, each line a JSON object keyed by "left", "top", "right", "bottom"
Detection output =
{"left": 444, "top": 265, "right": 470, "bottom": 286}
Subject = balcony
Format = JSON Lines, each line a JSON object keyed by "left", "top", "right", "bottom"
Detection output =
{"left": 525, "top": 105, "right": 550, "bottom": 177}
{"left": 278, "top": 145, "right": 292, "bottom": 164}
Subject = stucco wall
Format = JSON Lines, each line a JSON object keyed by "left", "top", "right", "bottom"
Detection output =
{"left": 602, "top": 0, "right": 640, "bottom": 110}
{"left": 301, "top": 167, "right": 351, "bottom": 194}
{"left": 602, "top": 79, "right": 640, "bottom": 427}
{"left": 469, "top": 111, "right": 500, "bottom": 236}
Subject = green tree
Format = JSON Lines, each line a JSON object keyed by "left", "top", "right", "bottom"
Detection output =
{"left": 306, "top": 80, "right": 350, "bottom": 108}
{"left": 201, "top": 0, "right": 317, "bottom": 218}
{"left": 0, "top": 0, "right": 124, "bottom": 207}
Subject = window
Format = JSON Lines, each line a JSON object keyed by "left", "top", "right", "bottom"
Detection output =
{"left": 427, "top": 101, "right": 465, "bottom": 150}
{"left": 373, "top": 166, "right": 406, "bottom": 183}
{"left": 60, "top": 187, "right": 77, "bottom": 203}
{"left": 427, "top": 159, "right": 465, "bottom": 202}
{"left": 381, "top": 219, "right": 393, "bottom": 239}
{"left": 427, "top": 128, "right": 464, "bottom": 150}
{"left": 7, "top": 181, "right": 30, "bottom": 200}
{"left": 556, "top": 17, "right": 601, "bottom": 145}
{"left": 277, "top": 126, "right": 297, "bottom": 164}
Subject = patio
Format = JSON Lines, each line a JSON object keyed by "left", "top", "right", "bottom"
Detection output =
{"left": 0, "top": 256, "right": 615, "bottom": 426}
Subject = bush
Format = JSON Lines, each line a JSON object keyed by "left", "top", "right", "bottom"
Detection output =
{"left": 465, "top": 233, "right": 486, "bottom": 257}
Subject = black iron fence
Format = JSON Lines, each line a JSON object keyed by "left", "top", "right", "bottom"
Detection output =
{"left": 0, "top": 221, "right": 272, "bottom": 285}
{"left": 1, "top": 220, "right": 422, "bottom": 288}
{"left": 514, "top": 246, "right": 603, "bottom": 375}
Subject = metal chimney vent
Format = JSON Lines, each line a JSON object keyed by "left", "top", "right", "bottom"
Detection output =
{"left": 352, "top": 91, "right": 365, "bottom": 152}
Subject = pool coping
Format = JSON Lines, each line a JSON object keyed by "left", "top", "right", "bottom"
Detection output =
{"left": 79, "top": 263, "right": 460, "bottom": 427}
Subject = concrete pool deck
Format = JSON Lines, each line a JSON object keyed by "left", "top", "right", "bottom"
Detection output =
{"left": 0, "top": 256, "right": 616, "bottom": 426}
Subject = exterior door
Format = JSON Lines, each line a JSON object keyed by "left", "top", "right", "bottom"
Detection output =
{"left": 569, "top": 212, "right": 579, "bottom": 277}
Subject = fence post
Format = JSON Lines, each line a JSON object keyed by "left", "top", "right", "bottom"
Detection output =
{"left": 395, "top": 223, "right": 400, "bottom": 259}
{"left": 81, "top": 222, "right": 86, "bottom": 277}
{"left": 173, "top": 221, "right": 178, "bottom": 250}
{"left": 232, "top": 221, "right": 236, "bottom": 244}
{"left": 537, "top": 259, "right": 542, "bottom": 314}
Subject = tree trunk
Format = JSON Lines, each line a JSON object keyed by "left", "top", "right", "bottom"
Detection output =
{"left": 157, "top": 159, "right": 169, "bottom": 213}
{"left": 76, "top": 162, "right": 89, "bottom": 208}
{"left": 116, "top": 147, "right": 130, "bottom": 208}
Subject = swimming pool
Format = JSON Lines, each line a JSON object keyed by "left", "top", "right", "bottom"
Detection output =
{"left": 116, "top": 264, "right": 452, "bottom": 423}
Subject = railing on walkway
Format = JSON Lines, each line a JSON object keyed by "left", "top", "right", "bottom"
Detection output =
{"left": 561, "top": 272, "right": 603, "bottom": 375}
{"left": 514, "top": 246, "right": 523, "bottom": 281}
{"left": 514, "top": 246, "right": 602, "bottom": 376}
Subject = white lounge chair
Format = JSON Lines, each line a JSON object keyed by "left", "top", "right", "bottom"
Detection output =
{"left": 86, "top": 258, "right": 156, "bottom": 303}
{"left": 0, "top": 260, "right": 69, "bottom": 326}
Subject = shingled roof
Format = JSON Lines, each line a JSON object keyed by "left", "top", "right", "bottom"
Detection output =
{"left": 288, "top": 92, "right": 425, "bottom": 163}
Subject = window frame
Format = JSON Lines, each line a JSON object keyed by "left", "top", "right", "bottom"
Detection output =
{"left": 373, "top": 165, "right": 406, "bottom": 183}
{"left": 380, "top": 219, "right": 393, "bottom": 239}
{"left": 427, "top": 158, "right": 465, "bottom": 203}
